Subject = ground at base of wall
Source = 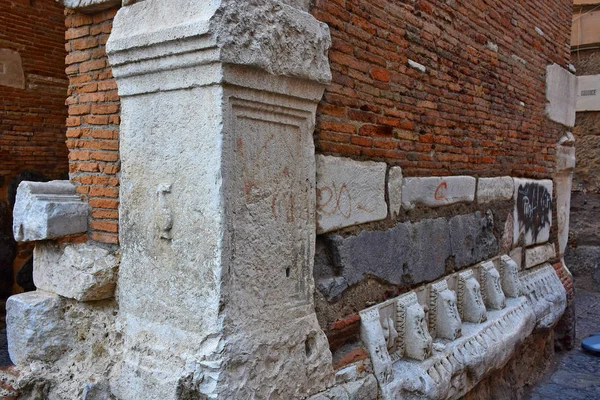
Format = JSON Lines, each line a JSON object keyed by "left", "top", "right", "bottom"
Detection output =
{"left": 526, "top": 288, "right": 600, "bottom": 399}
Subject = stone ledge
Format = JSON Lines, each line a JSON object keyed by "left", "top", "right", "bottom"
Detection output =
{"left": 59, "top": 0, "right": 120, "bottom": 13}
{"left": 12, "top": 181, "right": 88, "bottom": 242}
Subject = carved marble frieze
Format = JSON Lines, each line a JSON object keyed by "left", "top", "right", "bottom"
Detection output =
{"left": 359, "top": 254, "right": 566, "bottom": 400}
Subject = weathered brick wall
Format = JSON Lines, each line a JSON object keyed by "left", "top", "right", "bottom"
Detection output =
{"left": 65, "top": 7, "right": 120, "bottom": 246}
{"left": 0, "top": 0, "right": 68, "bottom": 294}
{"left": 311, "top": 0, "right": 572, "bottom": 177}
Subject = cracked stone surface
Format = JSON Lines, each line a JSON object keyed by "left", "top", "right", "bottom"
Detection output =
{"left": 528, "top": 288, "right": 600, "bottom": 400}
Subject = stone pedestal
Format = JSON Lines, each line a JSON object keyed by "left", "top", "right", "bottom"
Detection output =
{"left": 106, "top": 1, "right": 333, "bottom": 398}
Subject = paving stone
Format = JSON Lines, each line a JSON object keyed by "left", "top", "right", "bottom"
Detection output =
{"left": 401, "top": 176, "right": 476, "bottom": 209}
{"left": 477, "top": 176, "right": 514, "bottom": 203}
{"left": 316, "top": 155, "right": 387, "bottom": 233}
{"left": 449, "top": 210, "right": 498, "bottom": 269}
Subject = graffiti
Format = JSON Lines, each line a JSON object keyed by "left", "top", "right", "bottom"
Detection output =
{"left": 434, "top": 181, "right": 448, "bottom": 200}
{"left": 516, "top": 182, "right": 552, "bottom": 243}
{"left": 271, "top": 192, "right": 295, "bottom": 223}
{"left": 317, "top": 183, "right": 352, "bottom": 218}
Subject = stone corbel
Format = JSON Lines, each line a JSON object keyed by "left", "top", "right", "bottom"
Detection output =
{"left": 12, "top": 181, "right": 88, "bottom": 242}
{"left": 457, "top": 270, "right": 487, "bottom": 323}
{"left": 397, "top": 292, "right": 433, "bottom": 361}
{"left": 499, "top": 255, "right": 520, "bottom": 298}
{"left": 429, "top": 280, "right": 462, "bottom": 340}
{"left": 480, "top": 261, "right": 506, "bottom": 310}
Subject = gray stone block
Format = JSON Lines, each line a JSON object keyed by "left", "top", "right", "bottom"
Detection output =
{"left": 545, "top": 63, "right": 577, "bottom": 127}
{"left": 477, "top": 177, "right": 514, "bottom": 203}
{"left": 12, "top": 181, "right": 88, "bottom": 242}
{"left": 525, "top": 243, "right": 556, "bottom": 269}
{"left": 6, "top": 291, "right": 71, "bottom": 366}
{"left": 449, "top": 210, "right": 498, "bottom": 269}
{"left": 328, "top": 218, "right": 449, "bottom": 288}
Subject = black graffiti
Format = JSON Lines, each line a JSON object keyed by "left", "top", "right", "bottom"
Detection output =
{"left": 516, "top": 183, "right": 552, "bottom": 242}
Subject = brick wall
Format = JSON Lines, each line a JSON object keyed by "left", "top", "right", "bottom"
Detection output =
{"left": 311, "top": 0, "right": 572, "bottom": 178}
{"left": 64, "top": 7, "right": 120, "bottom": 246}
{"left": 0, "top": 0, "right": 69, "bottom": 294}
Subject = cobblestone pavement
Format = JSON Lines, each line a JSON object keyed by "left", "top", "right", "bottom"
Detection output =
{"left": 528, "top": 288, "right": 600, "bottom": 400}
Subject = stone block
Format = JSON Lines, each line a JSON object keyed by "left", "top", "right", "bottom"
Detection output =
{"left": 545, "top": 63, "right": 577, "bottom": 127}
{"left": 12, "top": 181, "right": 88, "bottom": 242}
{"left": 449, "top": 210, "right": 498, "bottom": 269}
{"left": 6, "top": 291, "right": 71, "bottom": 365}
{"left": 576, "top": 74, "right": 600, "bottom": 112}
{"left": 525, "top": 243, "right": 556, "bottom": 269}
{"left": 513, "top": 179, "right": 553, "bottom": 246}
{"left": 329, "top": 218, "right": 449, "bottom": 288}
{"left": 316, "top": 155, "right": 387, "bottom": 233}
{"left": 0, "top": 49, "right": 25, "bottom": 89}
{"left": 477, "top": 177, "right": 514, "bottom": 203}
{"left": 34, "top": 242, "right": 119, "bottom": 301}
{"left": 401, "top": 176, "right": 476, "bottom": 209}
{"left": 387, "top": 166, "right": 403, "bottom": 219}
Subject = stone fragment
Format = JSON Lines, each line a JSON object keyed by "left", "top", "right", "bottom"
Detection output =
{"left": 6, "top": 291, "right": 71, "bottom": 365}
{"left": 387, "top": 166, "right": 403, "bottom": 219}
{"left": 429, "top": 280, "right": 461, "bottom": 340}
{"left": 316, "top": 155, "right": 387, "bottom": 233}
{"left": 513, "top": 179, "right": 553, "bottom": 246}
{"left": 408, "top": 59, "right": 426, "bottom": 72}
{"left": 316, "top": 276, "right": 348, "bottom": 302}
{"left": 0, "top": 48, "right": 25, "bottom": 89}
{"left": 457, "top": 270, "right": 487, "bottom": 323}
{"left": 525, "top": 243, "right": 556, "bottom": 269}
{"left": 477, "top": 177, "right": 514, "bottom": 203}
{"left": 449, "top": 210, "right": 498, "bottom": 269}
{"left": 545, "top": 63, "right": 577, "bottom": 127}
{"left": 12, "top": 181, "right": 88, "bottom": 242}
{"left": 480, "top": 261, "right": 506, "bottom": 310}
{"left": 499, "top": 212, "right": 514, "bottom": 253}
{"left": 401, "top": 176, "right": 476, "bottom": 209}
{"left": 328, "top": 218, "right": 449, "bottom": 288}
{"left": 499, "top": 255, "right": 520, "bottom": 298}
{"left": 33, "top": 242, "right": 119, "bottom": 301}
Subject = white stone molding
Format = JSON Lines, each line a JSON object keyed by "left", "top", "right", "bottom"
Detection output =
{"left": 499, "top": 255, "right": 520, "bottom": 298}
{"left": 106, "top": 1, "right": 333, "bottom": 398}
{"left": 58, "top": 0, "right": 120, "bottom": 13}
{"left": 12, "top": 181, "right": 88, "bottom": 242}
{"left": 429, "top": 280, "right": 462, "bottom": 340}
{"left": 457, "top": 270, "right": 487, "bottom": 323}
{"left": 480, "top": 261, "right": 506, "bottom": 310}
{"left": 519, "top": 263, "right": 567, "bottom": 329}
